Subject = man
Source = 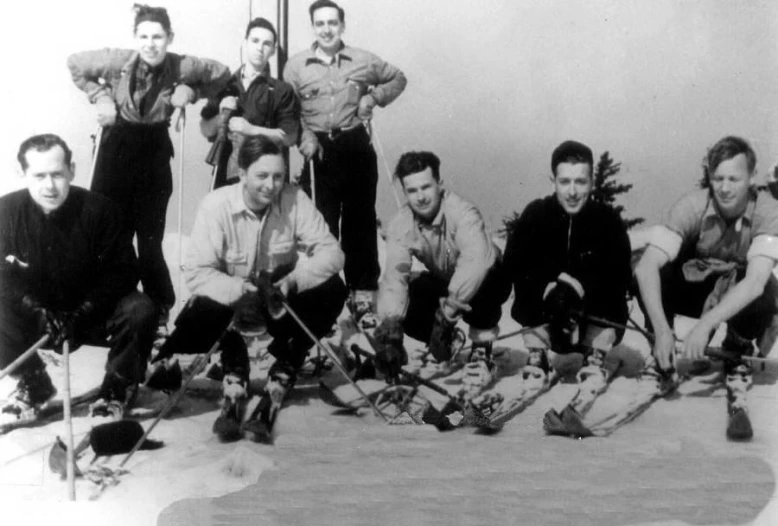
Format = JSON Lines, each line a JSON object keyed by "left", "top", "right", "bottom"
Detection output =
{"left": 372, "top": 151, "right": 511, "bottom": 399}
{"left": 158, "top": 136, "right": 346, "bottom": 438}
{"left": 200, "top": 17, "right": 300, "bottom": 188}
{"left": 284, "top": 0, "right": 407, "bottom": 323}
{"left": 0, "top": 134, "right": 157, "bottom": 422}
{"left": 503, "top": 140, "right": 632, "bottom": 407}
{"left": 635, "top": 136, "right": 778, "bottom": 411}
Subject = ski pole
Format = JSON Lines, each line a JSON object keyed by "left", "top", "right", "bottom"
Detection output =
{"left": 176, "top": 108, "right": 187, "bottom": 311}
{"left": 309, "top": 159, "right": 316, "bottom": 207}
{"left": 281, "top": 299, "right": 389, "bottom": 422}
{"left": 120, "top": 320, "right": 235, "bottom": 468}
{"left": 582, "top": 313, "right": 655, "bottom": 342}
{"left": 0, "top": 335, "right": 49, "bottom": 381}
{"left": 367, "top": 121, "right": 402, "bottom": 209}
{"left": 62, "top": 340, "right": 76, "bottom": 500}
{"left": 84, "top": 126, "right": 103, "bottom": 190}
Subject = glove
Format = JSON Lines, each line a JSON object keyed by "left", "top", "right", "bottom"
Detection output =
{"left": 428, "top": 307, "right": 458, "bottom": 362}
{"left": 95, "top": 95, "right": 117, "bottom": 127}
{"left": 299, "top": 134, "right": 322, "bottom": 161}
{"left": 65, "top": 301, "right": 96, "bottom": 349}
{"left": 171, "top": 84, "right": 196, "bottom": 108}
{"left": 357, "top": 94, "right": 377, "bottom": 120}
{"left": 543, "top": 272, "right": 584, "bottom": 350}
{"left": 253, "top": 271, "right": 291, "bottom": 320}
{"left": 21, "top": 295, "right": 67, "bottom": 348}
{"left": 373, "top": 317, "right": 406, "bottom": 379}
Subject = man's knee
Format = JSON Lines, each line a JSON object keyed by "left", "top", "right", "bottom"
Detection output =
{"left": 116, "top": 291, "right": 157, "bottom": 327}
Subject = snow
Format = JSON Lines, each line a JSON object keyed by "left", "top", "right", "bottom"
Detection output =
{"left": 0, "top": 232, "right": 776, "bottom": 526}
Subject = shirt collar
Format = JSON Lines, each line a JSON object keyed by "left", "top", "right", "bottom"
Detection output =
{"left": 229, "top": 181, "right": 283, "bottom": 220}
{"left": 704, "top": 188, "right": 757, "bottom": 230}
{"left": 305, "top": 41, "right": 351, "bottom": 66}
{"left": 414, "top": 190, "right": 447, "bottom": 230}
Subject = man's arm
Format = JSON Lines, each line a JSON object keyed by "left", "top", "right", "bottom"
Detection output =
{"left": 178, "top": 56, "right": 232, "bottom": 102}
{"left": 634, "top": 244, "right": 675, "bottom": 369}
{"left": 684, "top": 255, "right": 775, "bottom": 360}
{"left": 377, "top": 215, "right": 414, "bottom": 321}
{"left": 446, "top": 205, "right": 496, "bottom": 313}
{"left": 366, "top": 55, "right": 407, "bottom": 107}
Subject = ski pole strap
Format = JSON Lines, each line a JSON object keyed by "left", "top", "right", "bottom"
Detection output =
{"left": 0, "top": 334, "right": 49, "bottom": 381}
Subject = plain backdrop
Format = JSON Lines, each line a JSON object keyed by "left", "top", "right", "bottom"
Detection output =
{"left": 1, "top": 0, "right": 776, "bottom": 235}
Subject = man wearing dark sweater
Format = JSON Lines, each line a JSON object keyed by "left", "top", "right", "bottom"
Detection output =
{"left": 0, "top": 134, "right": 156, "bottom": 422}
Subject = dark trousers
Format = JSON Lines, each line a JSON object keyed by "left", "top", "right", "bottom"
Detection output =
{"left": 402, "top": 261, "right": 512, "bottom": 343}
{"left": 0, "top": 291, "right": 157, "bottom": 383}
{"left": 160, "top": 275, "right": 348, "bottom": 379}
{"left": 643, "top": 261, "right": 778, "bottom": 350}
{"left": 300, "top": 126, "right": 380, "bottom": 291}
{"left": 92, "top": 123, "right": 175, "bottom": 308}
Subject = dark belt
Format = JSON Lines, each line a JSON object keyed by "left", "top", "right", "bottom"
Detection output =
{"left": 315, "top": 125, "right": 365, "bottom": 142}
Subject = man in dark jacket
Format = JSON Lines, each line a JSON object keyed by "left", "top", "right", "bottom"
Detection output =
{"left": 503, "top": 140, "right": 631, "bottom": 401}
{"left": 0, "top": 134, "right": 156, "bottom": 422}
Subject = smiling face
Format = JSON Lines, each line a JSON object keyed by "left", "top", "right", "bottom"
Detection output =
{"left": 552, "top": 162, "right": 592, "bottom": 215}
{"left": 246, "top": 26, "right": 276, "bottom": 72}
{"left": 23, "top": 145, "right": 74, "bottom": 214}
{"left": 709, "top": 153, "right": 753, "bottom": 220}
{"left": 401, "top": 167, "right": 443, "bottom": 222}
{"left": 312, "top": 6, "right": 344, "bottom": 54}
{"left": 135, "top": 20, "right": 173, "bottom": 67}
{"left": 240, "top": 153, "right": 286, "bottom": 213}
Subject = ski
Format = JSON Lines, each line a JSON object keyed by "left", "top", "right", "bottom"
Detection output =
{"left": 0, "top": 387, "right": 102, "bottom": 435}
{"left": 472, "top": 368, "right": 561, "bottom": 434}
{"left": 241, "top": 392, "right": 277, "bottom": 444}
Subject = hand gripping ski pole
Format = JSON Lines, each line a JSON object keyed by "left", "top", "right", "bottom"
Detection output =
{"left": 281, "top": 299, "right": 389, "bottom": 422}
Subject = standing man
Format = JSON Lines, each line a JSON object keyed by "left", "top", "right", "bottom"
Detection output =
{"left": 372, "top": 151, "right": 511, "bottom": 400}
{"left": 503, "top": 141, "right": 632, "bottom": 409}
{"left": 635, "top": 136, "right": 778, "bottom": 437}
{"left": 284, "top": 0, "right": 407, "bottom": 324}
{"left": 0, "top": 134, "right": 157, "bottom": 422}
{"left": 200, "top": 17, "right": 300, "bottom": 188}
{"left": 158, "top": 136, "right": 347, "bottom": 439}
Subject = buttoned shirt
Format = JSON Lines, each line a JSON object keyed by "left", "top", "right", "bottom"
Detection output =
{"left": 377, "top": 190, "right": 498, "bottom": 320}
{"left": 283, "top": 42, "right": 406, "bottom": 137}
{"left": 184, "top": 183, "right": 344, "bottom": 306}
{"left": 68, "top": 49, "right": 230, "bottom": 124}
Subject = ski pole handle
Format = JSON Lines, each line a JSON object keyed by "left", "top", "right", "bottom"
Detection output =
{"left": 0, "top": 335, "right": 49, "bottom": 381}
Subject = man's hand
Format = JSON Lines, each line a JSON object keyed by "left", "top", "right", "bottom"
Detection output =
{"left": 373, "top": 317, "right": 406, "bottom": 378}
{"left": 652, "top": 327, "right": 676, "bottom": 371}
{"left": 357, "top": 94, "right": 377, "bottom": 120}
{"left": 228, "top": 117, "right": 255, "bottom": 136}
{"left": 543, "top": 273, "right": 584, "bottom": 350}
{"left": 428, "top": 307, "right": 457, "bottom": 362}
{"left": 219, "top": 96, "right": 238, "bottom": 112}
{"left": 299, "top": 136, "right": 322, "bottom": 161}
{"left": 65, "top": 301, "right": 96, "bottom": 349}
{"left": 21, "top": 295, "right": 67, "bottom": 348}
{"left": 95, "top": 96, "right": 117, "bottom": 127}
{"left": 683, "top": 321, "right": 713, "bottom": 363}
{"left": 253, "top": 271, "right": 293, "bottom": 319}
{"left": 171, "top": 84, "right": 196, "bottom": 108}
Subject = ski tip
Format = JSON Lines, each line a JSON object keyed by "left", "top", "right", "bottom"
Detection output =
{"left": 726, "top": 408, "right": 754, "bottom": 441}
{"left": 243, "top": 420, "right": 274, "bottom": 445}
{"left": 542, "top": 409, "right": 567, "bottom": 435}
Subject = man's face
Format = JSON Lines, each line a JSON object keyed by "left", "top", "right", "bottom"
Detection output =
{"left": 246, "top": 27, "right": 276, "bottom": 71}
{"left": 553, "top": 162, "right": 592, "bottom": 215}
{"left": 402, "top": 167, "right": 443, "bottom": 222}
{"left": 710, "top": 153, "right": 753, "bottom": 220}
{"left": 23, "top": 146, "right": 74, "bottom": 214}
{"left": 312, "top": 7, "right": 344, "bottom": 54}
{"left": 241, "top": 154, "right": 286, "bottom": 213}
{"left": 135, "top": 21, "right": 173, "bottom": 67}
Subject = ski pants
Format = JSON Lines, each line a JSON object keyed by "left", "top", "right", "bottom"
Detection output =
{"left": 640, "top": 260, "right": 778, "bottom": 356}
{"left": 402, "top": 260, "right": 512, "bottom": 345}
{"left": 0, "top": 291, "right": 157, "bottom": 383}
{"left": 92, "top": 121, "right": 175, "bottom": 309}
{"left": 299, "top": 126, "right": 380, "bottom": 292}
{"left": 160, "top": 275, "right": 348, "bottom": 379}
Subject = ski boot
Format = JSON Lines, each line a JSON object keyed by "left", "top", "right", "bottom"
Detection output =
{"left": 417, "top": 327, "right": 466, "bottom": 380}
{"left": 523, "top": 347, "right": 553, "bottom": 387}
{"left": 569, "top": 348, "right": 610, "bottom": 414}
{"left": 1, "top": 366, "right": 57, "bottom": 421}
{"left": 348, "top": 290, "right": 378, "bottom": 331}
{"left": 89, "top": 372, "right": 139, "bottom": 421}
{"left": 242, "top": 360, "right": 297, "bottom": 443}
{"left": 724, "top": 359, "right": 753, "bottom": 441}
{"left": 212, "top": 372, "right": 249, "bottom": 442}
{"left": 460, "top": 341, "right": 497, "bottom": 402}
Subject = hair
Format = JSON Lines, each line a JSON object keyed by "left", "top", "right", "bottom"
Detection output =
{"left": 238, "top": 136, "right": 283, "bottom": 170}
{"left": 133, "top": 4, "right": 172, "bottom": 34}
{"left": 704, "top": 135, "right": 756, "bottom": 181}
{"left": 245, "top": 17, "right": 277, "bottom": 42}
{"left": 551, "top": 140, "right": 593, "bottom": 176}
{"left": 309, "top": 0, "right": 345, "bottom": 23}
{"left": 17, "top": 134, "right": 73, "bottom": 171}
{"left": 395, "top": 151, "right": 441, "bottom": 183}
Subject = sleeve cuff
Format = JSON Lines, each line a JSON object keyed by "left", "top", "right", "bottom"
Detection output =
{"left": 647, "top": 225, "right": 682, "bottom": 260}
{"left": 748, "top": 235, "right": 778, "bottom": 261}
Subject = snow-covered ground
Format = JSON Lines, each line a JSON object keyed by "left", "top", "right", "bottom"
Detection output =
{"left": 1, "top": 232, "right": 776, "bottom": 526}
